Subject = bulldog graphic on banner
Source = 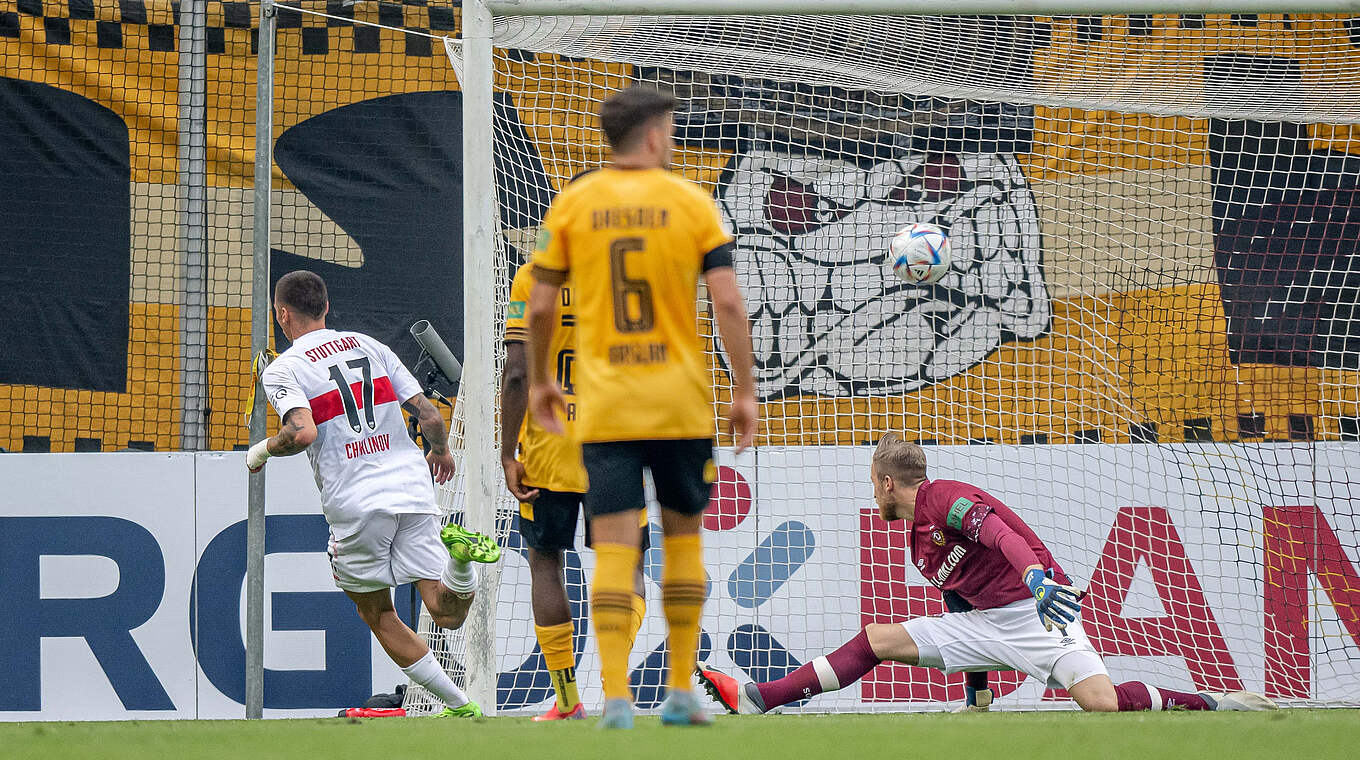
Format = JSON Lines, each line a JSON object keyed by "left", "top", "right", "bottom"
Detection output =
{"left": 654, "top": 71, "right": 1051, "bottom": 400}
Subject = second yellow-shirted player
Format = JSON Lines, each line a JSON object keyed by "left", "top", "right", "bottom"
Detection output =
{"left": 526, "top": 86, "right": 758, "bottom": 728}
{"left": 500, "top": 262, "right": 648, "bottom": 721}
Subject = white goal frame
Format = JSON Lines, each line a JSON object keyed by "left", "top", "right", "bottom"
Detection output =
{"left": 453, "top": 0, "right": 1360, "bottom": 714}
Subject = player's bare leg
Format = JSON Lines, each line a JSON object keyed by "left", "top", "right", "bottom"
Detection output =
{"left": 656, "top": 508, "right": 711, "bottom": 727}
{"left": 359, "top": 520, "right": 498, "bottom": 718}
{"left": 420, "top": 521, "right": 499, "bottom": 629}
{"left": 1068, "top": 672, "right": 1278, "bottom": 712}
{"left": 588, "top": 510, "right": 645, "bottom": 729}
{"left": 1066, "top": 673, "right": 1120, "bottom": 712}
{"left": 347, "top": 589, "right": 481, "bottom": 717}
{"left": 529, "top": 546, "right": 646, "bottom": 721}
{"left": 349, "top": 590, "right": 432, "bottom": 667}
{"left": 415, "top": 577, "right": 473, "bottom": 630}
{"left": 528, "top": 548, "right": 586, "bottom": 721}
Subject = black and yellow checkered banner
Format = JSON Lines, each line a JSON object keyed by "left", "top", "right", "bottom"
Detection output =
{"left": 1, "top": 7, "right": 1358, "bottom": 453}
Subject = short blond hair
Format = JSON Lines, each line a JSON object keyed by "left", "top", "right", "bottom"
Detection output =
{"left": 873, "top": 433, "right": 928, "bottom": 485}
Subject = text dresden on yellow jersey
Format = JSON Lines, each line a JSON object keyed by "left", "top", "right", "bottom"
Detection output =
{"left": 532, "top": 167, "right": 734, "bottom": 443}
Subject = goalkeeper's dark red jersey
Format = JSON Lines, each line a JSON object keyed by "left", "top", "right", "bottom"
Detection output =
{"left": 911, "top": 479, "right": 1067, "bottom": 610}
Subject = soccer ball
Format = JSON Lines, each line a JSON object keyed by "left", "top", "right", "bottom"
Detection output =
{"left": 888, "top": 223, "right": 952, "bottom": 284}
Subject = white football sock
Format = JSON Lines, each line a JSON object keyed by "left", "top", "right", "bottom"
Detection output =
{"left": 442, "top": 558, "right": 478, "bottom": 594}
{"left": 402, "top": 651, "right": 469, "bottom": 709}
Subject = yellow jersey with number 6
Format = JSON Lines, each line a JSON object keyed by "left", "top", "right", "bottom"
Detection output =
{"left": 505, "top": 262, "right": 586, "bottom": 493}
{"left": 532, "top": 167, "right": 734, "bottom": 443}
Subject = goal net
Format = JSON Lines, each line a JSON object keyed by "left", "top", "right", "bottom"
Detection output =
{"left": 416, "top": 10, "right": 1360, "bottom": 712}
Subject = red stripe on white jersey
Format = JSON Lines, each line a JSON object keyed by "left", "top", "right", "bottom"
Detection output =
{"left": 308, "top": 375, "right": 400, "bottom": 426}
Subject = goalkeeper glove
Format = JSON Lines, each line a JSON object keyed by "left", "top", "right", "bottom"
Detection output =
{"left": 246, "top": 440, "right": 272, "bottom": 473}
{"left": 1024, "top": 567, "right": 1085, "bottom": 634}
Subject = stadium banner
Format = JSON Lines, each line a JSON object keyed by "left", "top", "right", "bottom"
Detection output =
{"left": 0, "top": 452, "right": 407, "bottom": 722}
{"left": 2, "top": 443, "right": 1357, "bottom": 720}
{"left": 4, "top": 9, "right": 1359, "bottom": 454}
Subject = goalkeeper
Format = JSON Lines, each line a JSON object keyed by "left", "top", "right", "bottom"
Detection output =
{"left": 700, "top": 434, "right": 1277, "bottom": 714}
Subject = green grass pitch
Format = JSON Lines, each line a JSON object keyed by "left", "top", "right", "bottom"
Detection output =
{"left": 3, "top": 711, "right": 1358, "bottom": 760}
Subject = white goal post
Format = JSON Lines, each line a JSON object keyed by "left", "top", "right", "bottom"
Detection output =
{"left": 417, "top": 0, "right": 1360, "bottom": 715}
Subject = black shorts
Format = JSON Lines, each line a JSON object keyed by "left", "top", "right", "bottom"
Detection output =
{"left": 941, "top": 590, "right": 975, "bottom": 613}
{"left": 519, "top": 488, "right": 652, "bottom": 553}
{"left": 581, "top": 438, "right": 715, "bottom": 518}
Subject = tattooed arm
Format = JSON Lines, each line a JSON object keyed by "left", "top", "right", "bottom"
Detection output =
{"left": 267, "top": 408, "right": 318, "bottom": 456}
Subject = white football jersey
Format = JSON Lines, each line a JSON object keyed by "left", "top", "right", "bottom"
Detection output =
{"left": 261, "top": 328, "right": 436, "bottom": 539}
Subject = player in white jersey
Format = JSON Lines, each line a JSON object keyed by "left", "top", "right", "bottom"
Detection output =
{"left": 246, "top": 270, "right": 501, "bottom": 718}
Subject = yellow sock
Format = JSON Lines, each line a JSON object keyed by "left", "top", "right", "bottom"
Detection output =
{"left": 596, "top": 593, "right": 646, "bottom": 699}
{"left": 661, "top": 533, "right": 706, "bottom": 693}
{"left": 535, "top": 622, "right": 579, "bottom": 711}
{"left": 592, "top": 542, "right": 641, "bottom": 701}
{"left": 627, "top": 592, "right": 647, "bottom": 652}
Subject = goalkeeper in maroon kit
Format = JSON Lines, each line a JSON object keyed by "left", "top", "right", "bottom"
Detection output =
{"left": 699, "top": 434, "right": 1276, "bottom": 714}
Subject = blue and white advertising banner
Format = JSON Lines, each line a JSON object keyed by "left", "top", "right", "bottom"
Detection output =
{"left": 3, "top": 444, "right": 1358, "bottom": 720}
{"left": 0, "top": 453, "right": 406, "bottom": 721}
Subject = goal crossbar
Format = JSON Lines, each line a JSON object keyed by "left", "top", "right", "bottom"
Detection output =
{"left": 487, "top": 0, "right": 1360, "bottom": 17}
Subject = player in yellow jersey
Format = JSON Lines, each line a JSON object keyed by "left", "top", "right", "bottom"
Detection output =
{"left": 526, "top": 86, "right": 758, "bottom": 729}
{"left": 500, "top": 261, "right": 649, "bottom": 721}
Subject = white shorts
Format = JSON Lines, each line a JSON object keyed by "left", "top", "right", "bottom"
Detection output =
{"left": 327, "top": 512, "right": 448, "bottom": 593}
{"left": 903, "top": 599, "right": 1108, "bottom": 690}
